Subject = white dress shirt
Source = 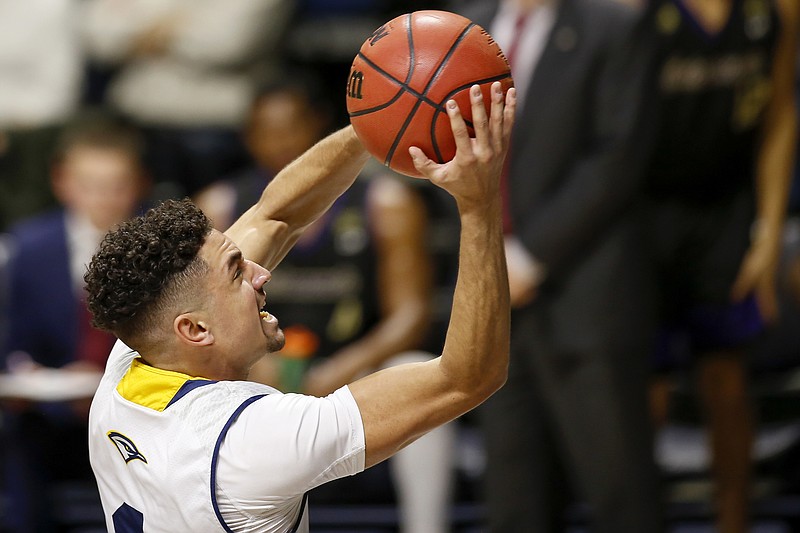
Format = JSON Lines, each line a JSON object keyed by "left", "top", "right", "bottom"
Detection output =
{"left": 490, "top": 0, "right": 557, "bottom": 111}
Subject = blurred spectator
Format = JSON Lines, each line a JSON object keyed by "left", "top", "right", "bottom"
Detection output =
{"left": 449, "top": 0, "right": 662, "bottom": 532}
{"left": 0, "top": 0, "right": 84, "bottom": 231}
{"left": 194, "top": 75, "right": 334, "bottom": 231}
{"left": 81, "top": 0, "right": 295, "bottom": 197}
{"left": 194, "top": 76, "right": 456, "bottom": 533}
{"left": 643, "top": 1, "right": 798, "bottom": 532}
{"left": 1, "top": 112, "right": 150, "bottom": 531}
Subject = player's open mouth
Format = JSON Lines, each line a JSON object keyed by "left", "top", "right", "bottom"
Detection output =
{"left": 259, "top": 299, "right": 276, "bottom": 323}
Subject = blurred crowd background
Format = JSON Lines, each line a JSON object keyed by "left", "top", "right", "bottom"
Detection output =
{"left": 1, "top": 0, "right": 800, "bottom": 532}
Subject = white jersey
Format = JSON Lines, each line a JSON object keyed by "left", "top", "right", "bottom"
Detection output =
{"left": 89, "top": 340, "right": 366, "bottom": 532}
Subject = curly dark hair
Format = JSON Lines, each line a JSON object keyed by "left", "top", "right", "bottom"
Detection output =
{"left": 85, "top": 199, "right": 212, "bottom": 343}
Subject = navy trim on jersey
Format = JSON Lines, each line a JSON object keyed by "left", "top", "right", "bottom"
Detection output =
{"left": 165, "top": 379, "right": 217, "bottom": 409}
{"left": 112, "top": 502, "right": 144, "bottom": 533}
{"left": 210, "top": 394, "right": 267, "bottom": 533}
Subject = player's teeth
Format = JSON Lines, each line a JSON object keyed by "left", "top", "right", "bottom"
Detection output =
{"left": 260, "top": 311, "right": 270, "bottom": 319}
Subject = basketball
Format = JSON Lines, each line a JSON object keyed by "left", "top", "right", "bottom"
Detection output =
{"left": 346, "top": 10, "right": 514, "bottom": 178}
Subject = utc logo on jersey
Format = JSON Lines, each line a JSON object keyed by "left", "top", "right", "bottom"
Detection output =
{"left": 108, "top": 431, "right": 148, "bottom": 464}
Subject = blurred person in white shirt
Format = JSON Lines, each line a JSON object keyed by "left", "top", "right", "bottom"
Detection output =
{"left": 0, "top": 0, "right": 83, "bottom": 230}
{"left": 82, "top": 0, "right": 295, "bottom": 197}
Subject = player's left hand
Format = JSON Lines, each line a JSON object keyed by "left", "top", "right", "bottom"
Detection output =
{"left": 730, "top": 237, "right": 781, "bottom": 322}
{"left": 409, "top": 82, "right": 516, "bottom": 211}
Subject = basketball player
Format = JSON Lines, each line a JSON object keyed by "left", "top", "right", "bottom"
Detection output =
{"left": 642, "top": 0, "right": 798, "bottom": 531}
{"left": 84, "top": 83, "right": 515, "bottom": 532}
{"left": 194, "top": 74, "right": 456, "bottom": 533}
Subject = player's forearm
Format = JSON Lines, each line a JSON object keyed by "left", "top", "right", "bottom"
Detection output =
{"left": 754, "top": 109, "right": 796, "bottom": 247}
{"left": 439, "top": 200, "right": 509, "bottom": 401}
{"left": 229, "top": 126, "right": 369, "bottom": 267}
{"left": 261, "top": 126, "right": 369, "bottom": 229}
{"left": 754, "top": 5, "right": 797, "bottom": 248}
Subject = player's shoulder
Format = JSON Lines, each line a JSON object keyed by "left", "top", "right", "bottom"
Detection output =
{"left": 169, "top": 378, "right": 278, "bottom": 419}
{"left": 99, "top": 340, "right": 138, "bottom": 383}
{"left": 775, "top": 0, "right": 799, "bottom": 25}
{"left": 210, "top": 379, "right": 280, "bottom": 401}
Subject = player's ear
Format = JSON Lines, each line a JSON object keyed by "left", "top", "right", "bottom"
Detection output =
{"left": 174, "top": 314, "right": 214, "bottom": 346}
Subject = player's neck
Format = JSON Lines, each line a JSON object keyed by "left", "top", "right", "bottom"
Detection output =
{"left": 143, "top": 346, "right": 246, "bottom": 382}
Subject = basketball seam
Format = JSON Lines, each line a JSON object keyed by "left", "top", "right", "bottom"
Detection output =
{"left": 385, "top": 20, "right": 477, "bottom": 166}
{"left": 348, "top": 55, "right": 413, "bottom": 118}
{"left": 350, "top": 15, "right": 419, "bottom": 119}
{"left": 349, "top": 53, "right": 448, "bottom": 117}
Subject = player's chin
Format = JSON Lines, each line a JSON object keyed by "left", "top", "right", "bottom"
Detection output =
{"left": 264, "top": 327, "right": 285, "bottom": 354}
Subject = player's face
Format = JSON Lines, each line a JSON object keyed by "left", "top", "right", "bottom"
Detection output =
{"left": 199, "top": 230, "right": 285, "bottom": 365}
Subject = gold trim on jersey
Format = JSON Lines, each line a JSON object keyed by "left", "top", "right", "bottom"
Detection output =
{"left": 116, "top": 359, "right": 208, "bottom": 412}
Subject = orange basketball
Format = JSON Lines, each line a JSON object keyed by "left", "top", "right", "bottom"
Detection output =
{"left": 346, "top": 10, "right": 513, "bottom": 178}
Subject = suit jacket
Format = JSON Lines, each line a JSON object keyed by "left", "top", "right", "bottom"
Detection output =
{"left": 2, "top": 210, "right": 80, "bottom": 369}
{"left": 457, "top": 0, "right": 657, "bottom": 347}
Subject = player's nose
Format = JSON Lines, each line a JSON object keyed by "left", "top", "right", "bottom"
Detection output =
{"left": 249, "top": 261, "right": 271, "bottom": 291}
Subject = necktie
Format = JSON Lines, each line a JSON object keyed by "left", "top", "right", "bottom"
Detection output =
{"left": 506, "top": 11, "right": 530, "bottom": 67}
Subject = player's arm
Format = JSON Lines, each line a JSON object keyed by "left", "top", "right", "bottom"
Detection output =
{"left": 730, "top": 0, "right": 798, "bottom": 317}
{"left": 302, "top": 176, "right": 433, "bottom": 396}
{"left": 348, "top": 83, "right": 515, "bottom": 468}
{"left": 755, "top": 0, "right": 798, "bottom": 259}
{"left": 225, "top": 126, "right": 370, "bottom": 269}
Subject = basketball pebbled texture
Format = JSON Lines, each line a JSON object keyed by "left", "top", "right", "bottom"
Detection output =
{"left": 346, "top": 10, "right": 514, "bottom": 178}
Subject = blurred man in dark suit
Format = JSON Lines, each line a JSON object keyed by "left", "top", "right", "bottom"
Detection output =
{"left": 449, "top": 0, "right": 662, "bottom": 531}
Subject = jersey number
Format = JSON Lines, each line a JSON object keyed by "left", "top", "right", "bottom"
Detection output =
{"left": 113, "top": 503, "right": 144, "bottom": 533}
